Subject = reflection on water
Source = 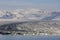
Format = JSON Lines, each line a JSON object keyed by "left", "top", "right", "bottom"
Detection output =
{"left": 0, "top": 35, "right": 60, "bottom": 40}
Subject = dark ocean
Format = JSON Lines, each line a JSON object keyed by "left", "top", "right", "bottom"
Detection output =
{"left": 0, "top": 35, "right": 60, "bottom": 40}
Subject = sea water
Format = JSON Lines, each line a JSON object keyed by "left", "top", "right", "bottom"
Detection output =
{"left": 0, "top": 35, "right": 60, "bottom": 40}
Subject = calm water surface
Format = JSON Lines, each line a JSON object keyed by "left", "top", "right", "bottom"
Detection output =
{"left": 0, "top": 35, "right": 60, "bottom": 40}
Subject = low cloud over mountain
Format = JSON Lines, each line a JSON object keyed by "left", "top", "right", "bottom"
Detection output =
{"left": 0, "top": 8, "right": 60, "bottom": 21}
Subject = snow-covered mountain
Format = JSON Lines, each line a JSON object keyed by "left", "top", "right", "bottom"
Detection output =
{"left": 0, "top": 8, "right": 60, "bottom": 21}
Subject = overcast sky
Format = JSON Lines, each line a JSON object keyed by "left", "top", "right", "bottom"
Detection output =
{"left": 0, "top": 0, "right": 60, "bottom": 10}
